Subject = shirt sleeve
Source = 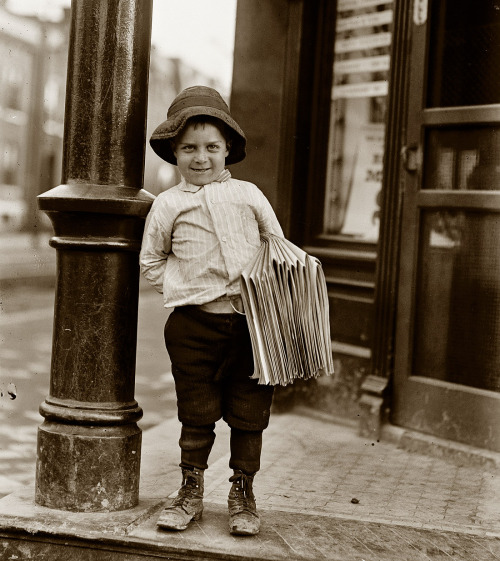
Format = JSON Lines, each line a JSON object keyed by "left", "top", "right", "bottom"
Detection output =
{"left": 139, "top": 197, "right": 173, "bottom": 294}
{"left": 253, "top": 186, "right": 284, "bottom": 238}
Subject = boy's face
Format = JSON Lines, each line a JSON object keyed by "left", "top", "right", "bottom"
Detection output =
{"left": 173, "top": 122, "right": 230, "bottom": 186}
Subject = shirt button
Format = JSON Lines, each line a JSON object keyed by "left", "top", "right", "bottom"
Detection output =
{"left": 222, "top": 236, "right": 227, "bottom": 242}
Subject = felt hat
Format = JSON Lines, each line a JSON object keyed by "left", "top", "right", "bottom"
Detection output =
{"left": 149, "top": 86, "right": 246, "bottom": 165}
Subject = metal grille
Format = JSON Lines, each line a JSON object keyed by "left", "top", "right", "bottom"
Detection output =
{"left": 424, "top": 127, "right": 500, "bottom": 191}
{"left": 427, "top": 0, "right": 500, "bottom": 107}
{"left": 413, "top": 210, "right": 500, "bottom": 391}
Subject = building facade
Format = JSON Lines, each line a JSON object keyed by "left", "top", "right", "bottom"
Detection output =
{"left": 0, "top": 4, "right": 68, "bottom": 233}
{"left": 230, "top": 0, "right": 500, "bottom": 451}
{"left": 0, "top": 4, "right": 223, "bottom": 234}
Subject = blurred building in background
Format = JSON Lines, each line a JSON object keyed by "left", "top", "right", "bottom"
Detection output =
{"left": 0, "top": 2, "right": 68, "bottom": 233}
{"left": 0, "top": 1, "right": 222, "bottom": 235}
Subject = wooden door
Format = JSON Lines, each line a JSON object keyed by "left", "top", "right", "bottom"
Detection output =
{"left": 393, "top": 0, "right": 500, "bottom": 451}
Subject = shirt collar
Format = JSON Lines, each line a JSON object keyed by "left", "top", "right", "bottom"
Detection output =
{"left": 178, "top": 170, "right": 232, "bottom": 193}
{"left": 179, "top": 178, "right": 203, "bottom": 193}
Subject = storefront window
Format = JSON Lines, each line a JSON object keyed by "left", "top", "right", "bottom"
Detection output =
{"left": 323, "top": 0, "right": 393, "bottom": 241}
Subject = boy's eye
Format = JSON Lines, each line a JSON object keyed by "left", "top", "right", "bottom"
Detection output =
{"left": 208, "top": 144, "right": 220, "bottom": 151}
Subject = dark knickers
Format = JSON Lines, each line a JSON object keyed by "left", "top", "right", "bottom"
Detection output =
{"left": 164, "top": 305, "right": 274, "bottom": 473}
{"left": 164, "top": 305, "right": 274, "bottom": 431}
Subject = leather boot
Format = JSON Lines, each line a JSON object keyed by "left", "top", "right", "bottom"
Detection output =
{"left": 227, "top": 470, "right": 260, "bottom": 536}
{"left": 157, "top": 467, "right": 204, "bottom": 531}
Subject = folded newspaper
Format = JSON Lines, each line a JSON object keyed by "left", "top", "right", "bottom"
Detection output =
{"left": 240, "top": 233, "right": 334, "bottom": 386}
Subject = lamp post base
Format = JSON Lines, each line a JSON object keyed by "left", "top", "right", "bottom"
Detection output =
{"left": 36, "top": 422, "right": 141, "bottom": 512}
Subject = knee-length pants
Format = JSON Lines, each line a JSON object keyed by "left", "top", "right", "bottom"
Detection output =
{"left": 164, "top": 305, "right": 274, "bottom": 474}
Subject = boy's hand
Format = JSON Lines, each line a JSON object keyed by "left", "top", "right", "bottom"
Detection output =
{"left": 215, "top": 169, "right": 231, "bottom": 183}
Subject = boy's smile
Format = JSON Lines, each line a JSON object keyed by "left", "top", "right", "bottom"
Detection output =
{"left": 173, "top": 123, "right": 230, "bottom": 186}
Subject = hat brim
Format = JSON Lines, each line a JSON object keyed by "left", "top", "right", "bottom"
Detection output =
{"left": 149, "top": 106, "right": 246, "bottom": 166}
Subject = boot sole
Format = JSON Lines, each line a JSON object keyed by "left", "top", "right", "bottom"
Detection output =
{"left": 230, "top": 528, "right": 260, "bottom": 536}
{"left": 229, "top": 519, "right": 260, "bottom": 536}
{"left": 157, "top": 510, "right": 203, "bottom": 531}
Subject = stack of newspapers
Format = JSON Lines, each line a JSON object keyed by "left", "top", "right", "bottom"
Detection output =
{"left": 240, "top": 233, "right": 334, "bottom": 386}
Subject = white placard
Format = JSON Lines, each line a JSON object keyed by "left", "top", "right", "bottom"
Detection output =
{"left": 335, "top": 55, "right": 390, "bottom": 74}
{"left": 336, "top": 10, "right": 393, "bottom": 32}
{"left": 338, "top": 0, "right": 393, "bottom": 11}
{"left": 341, "top": 124, "right": 385, "bottom": 239}
{"left": 413, "top": 0, "right": 428, "bottom": 25}
{"left": 332, "top": 80, "right": 388, "bottom": 99}
{"left": 335, "top": 32, "right": 392, "bottom": 53}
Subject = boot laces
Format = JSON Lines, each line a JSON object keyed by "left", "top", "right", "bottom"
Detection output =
{"left": 172, "top": 470, "right": 202, "bottom": 509}
{"left": 229, "top": 471, "right": 256, "bottom": 514}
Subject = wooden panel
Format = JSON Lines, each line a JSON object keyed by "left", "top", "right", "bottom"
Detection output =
{"left": 305, "top": 245, "right": 377, "bottom": 284}
{"left": 424, "top": 104, "right": 500, "bottom": 125}
{"left": 306, "top": 244, "right": 376, "bottom": 348}
{"left": 417, "top": 191, "right": 500, "bottom": 210}
{"left": 329, "top": 292, "right": 374, "bottom": 347}
{"left": 394, "top": 377, "right": 500, "bottom": 452}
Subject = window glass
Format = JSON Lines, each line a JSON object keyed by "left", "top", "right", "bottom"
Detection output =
{"left": 427, "top": 0, "right": 500, "bottom": 107}
{"left": 424, "top": 127, "right": 500, "bottom": 191}
{"left": 5, "top": 66, "right": 24, "bottom": 111}
{"left": 1, "top": 141, "right": 19, "bottom": 186}
{"left": 323, "top": 0, "right": 393, "bottom": 241}
{"left": 413, "top": 210, "right": 500, "bottom": 391}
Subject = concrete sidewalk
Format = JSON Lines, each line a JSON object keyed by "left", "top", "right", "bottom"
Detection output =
{"left": 2, "top": 232, "right": 500, "bottom": 558}
{"left": 1, "top": 410, "right": 500, "bottom": 560}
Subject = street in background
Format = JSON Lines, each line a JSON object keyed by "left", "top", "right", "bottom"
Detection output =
{"left": 0, "top": 280, "right": 175, "bottom": 498}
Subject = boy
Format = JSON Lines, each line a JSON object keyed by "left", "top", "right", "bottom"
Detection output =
{"left": 140, "top": 86, "right": 283, "bottom": 536}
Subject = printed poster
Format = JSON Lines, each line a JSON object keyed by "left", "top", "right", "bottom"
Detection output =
{"left": 341, "top": 124, "right": 385, "bottom": 240}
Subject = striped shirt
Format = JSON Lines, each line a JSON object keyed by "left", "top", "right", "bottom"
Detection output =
{"left": 140, "top": 176, "right": 283, "bottom": 308}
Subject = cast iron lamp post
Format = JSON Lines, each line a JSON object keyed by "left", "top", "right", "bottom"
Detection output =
{"left": 36, "top": 0, "right": 154, "bottom": 511}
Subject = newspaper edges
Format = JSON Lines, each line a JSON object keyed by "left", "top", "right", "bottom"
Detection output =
{"left": 240, "top": 233, "right": 335, "bottom": 386}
